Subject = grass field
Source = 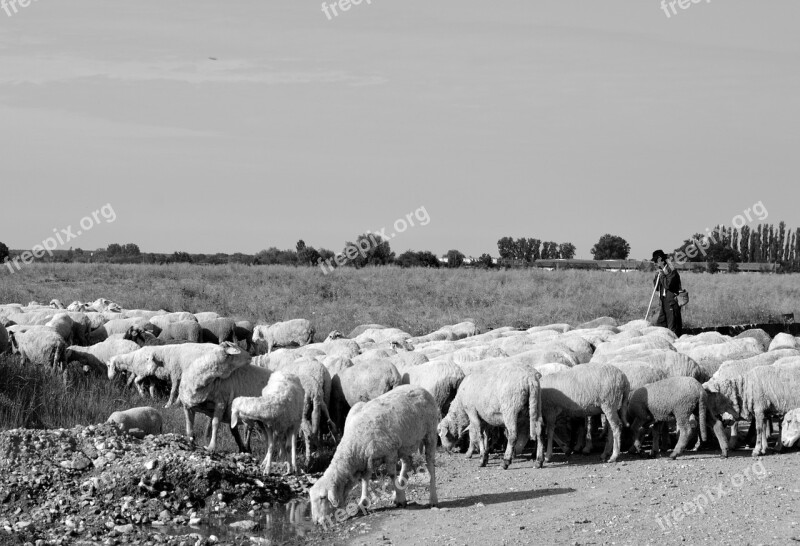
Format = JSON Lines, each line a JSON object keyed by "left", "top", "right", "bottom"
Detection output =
{"left": 1, "top": 263, "right": 798, "bottom": 440}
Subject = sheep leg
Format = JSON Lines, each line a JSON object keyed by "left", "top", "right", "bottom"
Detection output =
{"left": 628, "top": 416, "right": 645, "bottom": 455}
{"left": 582, "top": 416, "right": 593, "bottom": 455}
{"left": 728, "top": 421, "right": 740, "bottom": 450}
{"left": 479, "top": 426, "right": 490, "bottom": 467}
{"left": 290, "top": 427, "right": 298, "bottom": 474}
{"left": 133, "top": 376, "right": 147, "bottom": 397}
{"left": 206, "top": 402, "right": 225, "bottom": 452}
{"left": 545, "top": 416, "right": 557, "bottom": 463}
{"left": 650, "top": 422, "right": 662, "bottom": 457}
{"left": 751, "top": 412, "right": 766, "bottom": 456}
{"left": 601, "top": 406, "right": 622, "bottom": 463}
{"left": 262, "top": 428, "right": 274, "bottom": 474}
{"left": 773, "top": 417, "right": 783, "bottom": 453}
{"left": 670, "top": 415, "right": 692, "bottom": 459}
{"left": 358, "top": 477, "right": 371, "bottom": 508}
{"left": 165, "top": 379, "right": 180, "bottom": 409}
{"left": 711, "top": 417, "right": 729, "bottom": 458}
{"left": 392, "top": 457, "right": 409, "bottom": 506}
{"left": 502, "top": 414, "right": 519, "bottom": 470}
{"left": 426, "top": 429, "right": 438, "bottom": 507}
{"left": 183, "top": 407, "right": 196, "bottom": 444}
{"left": 301, "top": 420, "right": 313, "bottom": 464}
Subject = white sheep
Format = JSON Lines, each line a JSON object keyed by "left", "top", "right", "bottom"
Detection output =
{"left": 148, "top": 312, "right": 198, "bottom": 331}
{"left": 199, "top": 318, "right": 238, "bottom": 344}
{"left": 9, "top": 328, "right": 67, "bottom": 371}
{"left": 400, "top": 360, "right": 465, "bottom": 417}
{"left": 769, "top": 332, "right": 799, "bottom": 351}
{"left": 252, "top": 319, "right": 315, "bottom": 354}
{"left": 539, "top": 364, "right": 630, "bottom": 463}
{"left": 66, "top": 338, "right": 141, "bottom": 375}
{"left": 179, "top": 344, "right": 269, "bottom": 452}
{"left": 157, "top": 320, "right": 202, "bottom": 343}
{"left": 230, "top": 371, "right": 305, "bottom": 474}
{"left": 332, "top": 359, "right": 402, "bottom": 432}
{"left": 781, "top": 409, "right": 800, "bottom": 448}
{"left": 107, "top": 406, "right": 163, "bottom": 436}
{"left": 438, "top": 360, "right": 543, "bottom": 469}
{"left": 45, "top": 313, "right": 75, "bottom": 345}
{"left": 193, "top": 311, "right": 221, "bottom": 322}
{"left": 309, "top": 385, "right": 439, "bottom": 525}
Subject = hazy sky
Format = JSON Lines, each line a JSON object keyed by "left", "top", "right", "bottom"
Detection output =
{"left": 1, "top": 1, "right": 798, "bottom": 259}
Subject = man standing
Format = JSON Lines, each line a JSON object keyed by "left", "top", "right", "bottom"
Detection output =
{"left": 652, "top": 249, "right": 682, "bottom": 336}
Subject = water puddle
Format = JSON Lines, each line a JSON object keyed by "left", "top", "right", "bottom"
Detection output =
{"left": 155, "top": 499, "right": 317, "bottom": 544}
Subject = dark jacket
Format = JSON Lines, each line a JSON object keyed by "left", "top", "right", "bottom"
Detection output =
{"left": 654, "top": 266, "right": 681, "bottom": 305}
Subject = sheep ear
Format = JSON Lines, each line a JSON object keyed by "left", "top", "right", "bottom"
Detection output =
{"left": 327, "top": 489, "right": 339, "bottom": 507}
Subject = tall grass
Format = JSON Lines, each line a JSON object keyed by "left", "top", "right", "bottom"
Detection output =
{"left": 1, "top": 264, "right": 798, "bottom": 437}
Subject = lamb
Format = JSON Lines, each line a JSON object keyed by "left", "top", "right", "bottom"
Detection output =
{"left": 400, "top": 360, "right": 465, "bottom": 417}
{"left": 539, "top": 364, "right": 629, "bottom": 463}
{"left": 230, "top": 371, "right": 306, "bottom": 474}
{"left": 67, "top": 338, "right": 141, "bottom": 374}
{"left": 107, "top": 406, "right": 163, "bottom": 436}
{"left": 781, "top": 409, "right": 800, "bottom": 448}
{"left": 199, "top": 318, "right": 238, "bottom": 344}
{"left": 627, "top": 377, "right": 729, "bottom": 459}
{"left": 330, "top": 359, "right": 402, "bottom": 432}
{"left": 157, "top": 320, "right": 202, "bottom": 343}
{"left": 9, "top": 329, "right": 67, "bottom": 371}
{"left": 252, "top": 319, "right": 315, "bottom": 354}
{"left": 438, "top": 361, "right": 542, "bottom": 469}
{"left": 309, "top": 385, "right": 439, "bottom": 525}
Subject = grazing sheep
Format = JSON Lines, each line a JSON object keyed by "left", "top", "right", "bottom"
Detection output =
{"left": 199, "top": 318, "right": 238, "bottom": 344}
{"left": 769, "top": 333, "right": 799, "bottom": 351}
{"left": 400, "top": 360, "right": 465, "bottom": 417}
{"left": 539, "top": 364, "right": 629, "bottom": 463}
{"left": 682, "top": 338, "right": 763, "bottom": 379}
{"left": 66, "top": 338, "right": 140, "bottom": 375}
{"left": 353, "top": 328, "right": 412, "bottom": 346}
{"left": 107, "top": 406, "right": 163, "bottom": 436}
{"left": 148, "top": 312, "right": 198, "bottom": 331}
{"left": 194, "top": 312, "right": 220, "bottom": 322}
{"left": 330, "top": 359, "right": 402, "bottom": 433}
{"left": 323, "top": 336, "right": 361, "bottom": 359}
{"left": 577, "top": 317, "right": 618, "bottom": 329}
{"left": 735, "top": 329, "right": 772, "bottom": 352}
{"left": 231, "top": 371, "right": 306, "bottom": 474}
{"left": 607, "top": 351, "right": 704, "bottom": 381}
{"left": 157, "top": 320, "right": 202, "bottom": 343}
{"left": 9, "top": 329, "right": 67, "bottom": 371}
{"left": 346, "top": 324, "right": 387, "bottom": 339}
{"left": 627, "top": 377, "right": 728, "bottom": 459}
{"left": 179, "top": 344, "right": 268, "bottom": 452}
{"left": 737, "top": 366, "right": 800, "bottom": 456}
{"left": 253, "top": 319, "right": 315, "bottom": 354}
{"left": 438, "top": 361, "right": 543, "bottom": 469}
{"left": 533, "top": 362, "right": 572, "bottom": 376}
{"left": 89, "top": 317, "right": 150, "bottom": 344}
{"left": 607, "top": 362, "right": 669, "bottom": 392}
{"left": 507, "top": 348, "right": 578, "bottom": 368}
{"left": 309, "top": 385, "right": 439, "bottom": 525}
{"left": 45, "top": 313, "right": 75, "bottom": 345}
{"left": 781, "top": 409, "right": 800, "bottom": 448}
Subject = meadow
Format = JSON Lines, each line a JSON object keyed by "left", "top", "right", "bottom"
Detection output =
{"left": 1, "top": 263, "right": 798, "bottom": 440}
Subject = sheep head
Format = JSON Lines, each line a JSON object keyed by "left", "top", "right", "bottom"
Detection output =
{"left": 107, "top": 356, "right": 119, "bottom": 380}
{"left": 782, "top": 410, "right": 800, "bottom": 448}
{"left": 437, "top": 414, "right": 461, "bottom": 452}
{"left": 309, "top": 477, "right": 344, "bottom": 525}
{"left": 326, "top": 330, "right": 343, "bottom": 341}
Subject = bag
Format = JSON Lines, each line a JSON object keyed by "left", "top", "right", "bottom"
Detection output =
{"left": 676, "top": 289, "right": 689, "bottom": 307}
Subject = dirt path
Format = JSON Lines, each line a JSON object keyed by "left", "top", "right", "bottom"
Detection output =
{"left": 314, "top": 446, "right": 799, "bottom": 546}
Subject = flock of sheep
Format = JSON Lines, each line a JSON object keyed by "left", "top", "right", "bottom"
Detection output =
{"left": 2, "top": 298, "right": 800, "bottom": 527}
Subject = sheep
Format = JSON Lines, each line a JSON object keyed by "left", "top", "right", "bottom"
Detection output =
{"left": 738, "top": 366, "right": 800, "bottom": 456}
{"left": 353, "top": 328, "right": 412, "bottom": 346}
{"left": 157, "top": 320, "right": 202, "bottom": 343}
{"left": 539, "top": 364, "right": 629, "bottom": 463}
{"left": 7, "top": 310, "right": 91, "bottom": 346}
{"left": 769, "top": 332, "right": 799, "bottom": 351}
{"left": 194, "top": 312, "right": 220, "bottom": 322}
{"left": 309, "top": 385, "right": 439, "bottom": 525}
{"left": 198, "top": 318, "right": 238, "bottom": 345}
{"left": 438, "top": 361, "right": 542, "bottom": 469}
{"left": 252, "top": 319, "right": 315, "bottom": 354}
{"left": 107, "top": 406, "right": 163, "bottom": 436}
{"left": 533, "top": 362, "right": 572, "bottom": 376}
{"left": 577, "top": 317, "right": 618, "bottom": 329}
{"left": 323, "top": 336, "right": 361, "bottom": 359}
{"left": 66, "top": 338, "right": 141, "bottom": 375}
{"left": 330, "top": 359, "right": 402, "bottom": 433}
{"left": 591, "top": 336, "right": 675, "bottom": 362}
{"left": 734, "top": 329, "right": 772, "bottom": 352}
{"left": 147, "top": 312, "right": 197, "bottom": 331}
{"left": 346, "top": 324, "right": 388, "bottom": 339}
{"left": 49, "top": 299, "right": 66, "bottom": 309}
{"left": 627, "top": 377, "right": 728, "bottom": 459}
{"left": 234, "top": 320, "right": 255, "bottom": 353}
{"left": 781, "top": 409, "right": 800, "bottom": 448}
{"left": 400, "top": 360, "right": 465, "bottom": 417}
{"left": 682, "top": 337, "right": 763, "bottom": 379}
{"left": 89, "top": 317, "right": 151, "bottom": 344}
{"left": 389, "top": 350, "right": 429, "bottom": 372}
{"left": 231, "top": 371, "right": 306, "bottom": 474}
{"left": 9, "top": 328, "right": 67, "bottom": 371}
{"left": 45, "top": 313, "right": 74, "bottom": 345}
{"left": 606, "top": 351, "right": 703, "bottom": 381}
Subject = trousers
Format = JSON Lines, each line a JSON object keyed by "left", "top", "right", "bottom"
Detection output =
{"left": 655, "top": 296, "right": 682, "bottom": 337}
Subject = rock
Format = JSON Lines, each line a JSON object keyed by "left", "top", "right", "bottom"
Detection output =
{"left": 229, "top": 519, "right": 260, "bottom": 531}
{"left": 114, "top": 524, "right": 134, "bottom": 534}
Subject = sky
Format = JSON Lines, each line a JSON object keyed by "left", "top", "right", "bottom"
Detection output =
{"left": 1, "top": 0, "right": 799, "bottom": 260}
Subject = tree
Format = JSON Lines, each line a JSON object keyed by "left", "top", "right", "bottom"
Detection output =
{"left": 739, "top": 225, "right": 750, "bottom": 262}
{"left": 0, "top": 241, "right": 8, "bottom": 262}
{"left": 255, "top": 247, "right": 297, "bottom": 265}
{"left": 343, "top": 234, "right": 394, "bottom": 268}
{"left": 497, "top": 237, "right": 515, "bottom": 260}
{"left": 558, "top": 243, "right": 576, "bottom": 260}
{"left": 728, "top": 259, "right": 739, "bottom": 273}
{"left": 590, "top": 234, "right": 630, "bottom": 260}
{"left": 477, "top": 253, "right": 494, "bottom": 268}
{"left": 777, "top": 221, "right": 786, "bottom": 262}
{"left": 445, "top": 249, "right": 465, "bottom": 268}
{"left": 123, "top": 243, "right": 140, "bottom": 256}
{"left": 396, "top": 250, "right": 441, "bottom": 268}
{"left": 106, "top": 243, "right": 122, "bottom": 256}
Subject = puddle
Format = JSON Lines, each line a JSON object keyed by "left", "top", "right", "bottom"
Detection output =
{"left": 155, "top": 499, "right": 317, "bottom": 544}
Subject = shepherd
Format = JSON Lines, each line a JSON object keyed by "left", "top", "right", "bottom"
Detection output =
{"left": 650, "top": 249, "right": 683, "bottom": 337}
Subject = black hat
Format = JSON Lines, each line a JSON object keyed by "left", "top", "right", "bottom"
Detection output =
{"left": 651, "top": 249, "right": 667, "bottom": 262}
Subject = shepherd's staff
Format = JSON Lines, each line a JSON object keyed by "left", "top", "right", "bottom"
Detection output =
{"left": 645, "top": 271, "right": 661, "bottom": 321}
